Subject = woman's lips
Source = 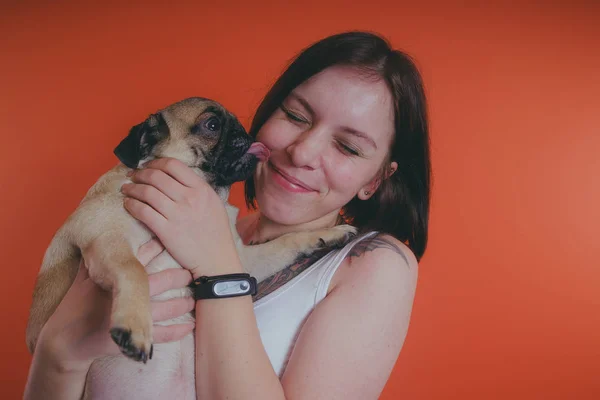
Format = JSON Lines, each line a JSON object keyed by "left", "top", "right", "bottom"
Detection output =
{"left": 269, "top": 162, "right": 316, "bottom": 193}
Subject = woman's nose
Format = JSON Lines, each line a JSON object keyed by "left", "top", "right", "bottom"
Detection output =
{"left": 286, "top": 128, "right": 325, "bottom": 170}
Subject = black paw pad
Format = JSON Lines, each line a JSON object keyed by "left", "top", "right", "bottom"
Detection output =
{"left": 109, "top": 327, "right": 150, "bottom": 364}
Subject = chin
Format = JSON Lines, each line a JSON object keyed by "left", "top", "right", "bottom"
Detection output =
{"left": 254, "top": 191, "right": 310, "bottom": 226}
{"left": 257, "top": 196, "right": 301, "bottom": 225}
{"left": 257, "top": 190, "right": 345, "bottom": 228}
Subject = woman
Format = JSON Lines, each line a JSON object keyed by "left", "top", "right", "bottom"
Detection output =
{"left": 24, "top": 31, "right": 430, "bottom": 399}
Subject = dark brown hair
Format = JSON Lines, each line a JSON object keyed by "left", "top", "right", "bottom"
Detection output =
{"left": 245, "top": 31, "right": 431, "bottom": 260}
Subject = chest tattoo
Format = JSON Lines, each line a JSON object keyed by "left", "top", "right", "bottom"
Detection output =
{"left": 252, "top": 247, "right": 333, "bottom": 302}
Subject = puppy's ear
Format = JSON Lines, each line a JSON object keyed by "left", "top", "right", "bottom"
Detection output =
{"left": 113, "top": 121, "right": 147, "bottom": 168}
{"left": 114, "top": 113, "right": 169, "bottom": 168}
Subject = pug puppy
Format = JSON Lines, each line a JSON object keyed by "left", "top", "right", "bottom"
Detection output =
{"left": 25, "top": 97, "right": 356, "bottom": 398}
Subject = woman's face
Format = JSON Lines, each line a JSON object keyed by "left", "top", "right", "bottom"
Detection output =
{"left": 253, "top": 65, "right": 397, "bottom": 226}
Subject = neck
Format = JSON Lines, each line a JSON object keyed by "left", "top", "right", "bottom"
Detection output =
{"left": 241, "top": 210, "right": 341, "bottom": 245}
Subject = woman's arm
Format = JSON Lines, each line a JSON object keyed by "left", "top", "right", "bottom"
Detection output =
{"left": 24, "top": 352, "right": 89, "bottom": 400}
{"left": 23, "top": 267, "right": 95, "bottom": 400}
{"left": 193, "top": 266, "right": 286, "bottom": 399}
{"left": 23, "top": 240, "right": 196, "bottom": 400}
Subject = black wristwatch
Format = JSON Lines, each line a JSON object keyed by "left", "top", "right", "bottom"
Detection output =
{"left": 190, "top": 273, "right": 257, "bottom": 301}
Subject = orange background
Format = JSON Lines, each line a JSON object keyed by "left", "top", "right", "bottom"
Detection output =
{"left": 2, "top": 1, "right": 599, "bottom": 399}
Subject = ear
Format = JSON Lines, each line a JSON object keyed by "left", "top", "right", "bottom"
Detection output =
{"left": 113, "top": 114, "right": 168, "bottom": 169}
{"left": 357, "top": 161, "right": 398, "bottom": 200}
{"left": 113, "top": 121, "right": 147, "bottom": 168}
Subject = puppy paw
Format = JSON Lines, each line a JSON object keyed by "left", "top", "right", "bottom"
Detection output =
{"left": 314, "top": 224, "right": 358, "bottom": 249}
{"left": 285, "top": 224, "right": 357, "bottom": 255}
{"left": 110, "top": 327, "right": 153, "bottom": 363}
{"left": 110, "top": 311, "right": 153, "bottom": 363}
{"left": 246, "top": 225, "right": 359, "bottom": 282}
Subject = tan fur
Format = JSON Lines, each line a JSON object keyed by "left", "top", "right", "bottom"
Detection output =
{"left": 26, "top": 163, "right": 157, "bottom": 358}
{"left": 26, "top": 98, "right": 356, "bottom": 396}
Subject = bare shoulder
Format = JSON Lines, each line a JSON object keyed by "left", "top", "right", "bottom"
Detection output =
{"left": 330, "top": 233, "right": 419, "bottom": 296}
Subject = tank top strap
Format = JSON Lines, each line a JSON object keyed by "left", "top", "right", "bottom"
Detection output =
{"left": 314, "top": 231, "right": 380, "bottom": 303}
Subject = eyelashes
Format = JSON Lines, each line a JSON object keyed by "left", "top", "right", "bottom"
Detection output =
{"left": 336, "top": 141, "right": 360, "bottom": 156}
{"left": 280, "top": 104, "right": 307, "bottom": 123}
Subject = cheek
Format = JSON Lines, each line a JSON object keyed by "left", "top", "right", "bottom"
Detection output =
{"left": 256, "top": 118, "right": 297, "bottom": 150}
{"left": 324, "top": 160, "right": 362, "bottom": 195}
{"left": 324, "top": 156, "right": 381, "bottom": 198}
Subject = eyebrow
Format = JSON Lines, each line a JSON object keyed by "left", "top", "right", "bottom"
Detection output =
{"left": 288, "top": 92, "right": 315, "bottom": 117}
{"left": 341, "top": 127, "right": 378, "bottom": 150}
{"left": 288, "top": 92, "right": 378, "bottom": 150}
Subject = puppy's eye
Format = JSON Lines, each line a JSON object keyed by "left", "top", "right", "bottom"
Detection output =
{"left": 205, "top": 117, "right": 221, "bottom": 132}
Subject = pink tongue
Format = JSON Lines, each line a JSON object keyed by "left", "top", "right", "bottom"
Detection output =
{"left": 247, "top": 142, "right": 271, "bottom": 161}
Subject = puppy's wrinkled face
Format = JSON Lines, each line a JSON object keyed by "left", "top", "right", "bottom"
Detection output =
{"left": 114, "top": 97, "right": 266, "bottom": 188}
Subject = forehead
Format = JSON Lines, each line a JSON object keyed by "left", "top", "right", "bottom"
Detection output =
{"left": 292, "top": 65, "right": 395, "bottom": 146}
{"left": 162, "top": 97, "right": 223, "bottom": 123}
{"left": 159, "top": 97, "right": 229, "bottom": 139}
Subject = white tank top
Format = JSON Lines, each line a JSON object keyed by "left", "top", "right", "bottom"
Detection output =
{"left": 253, "top": 231, "right": 379, "bottom": 377}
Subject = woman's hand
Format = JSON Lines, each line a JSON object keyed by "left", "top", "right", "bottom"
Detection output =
{"left": 36, "top": 239, "right": 195, "bottom": 372}
{"left": 121, "top": 158, "right": 243, "bottom": 279}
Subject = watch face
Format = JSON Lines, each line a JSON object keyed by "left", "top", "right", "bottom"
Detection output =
{"left": 213, "top": 279, "right": 252, "bottom": 296}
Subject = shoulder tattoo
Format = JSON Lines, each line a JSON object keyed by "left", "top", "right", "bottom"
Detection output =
{"left": 345, "top": 234, "right": 409, "bottom": 266}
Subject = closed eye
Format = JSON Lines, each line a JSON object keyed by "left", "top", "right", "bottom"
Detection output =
{"left": 336, "top": 140, "right": 361, "bottom": 156}
{"left": 280, "top": 105, "right": 308, "bottom": 124}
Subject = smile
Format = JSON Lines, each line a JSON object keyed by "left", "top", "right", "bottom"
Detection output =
{"left": 268, "top": 162, "right": 316, "bottom": 193}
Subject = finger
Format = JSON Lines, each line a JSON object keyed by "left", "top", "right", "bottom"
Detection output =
{"left": 148, "top": 268, "right": 193, "bottom": 296}
{"left": 137, "top": 238, "right": 165, "bottom": 266}
{"left": 122, "top": 183, "right": 173, "bottom": 219}
{"left": 143, "top": 158, "right": 202, "bottom": 188}
{"left": 153, "top": 323, "right": 195, "bottom": 343}
{"left": 123, "top": 197, "right": 167, "bottom": 234}
{"left": 129, "top": 168, "right": 185, "bottom": 203}
{"left": 151, "top": 297, "right": 195, "bottom": 322}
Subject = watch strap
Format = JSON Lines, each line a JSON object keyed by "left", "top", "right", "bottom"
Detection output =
{"left": 190, "top": 273, "right": 257, "bottom": 300}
